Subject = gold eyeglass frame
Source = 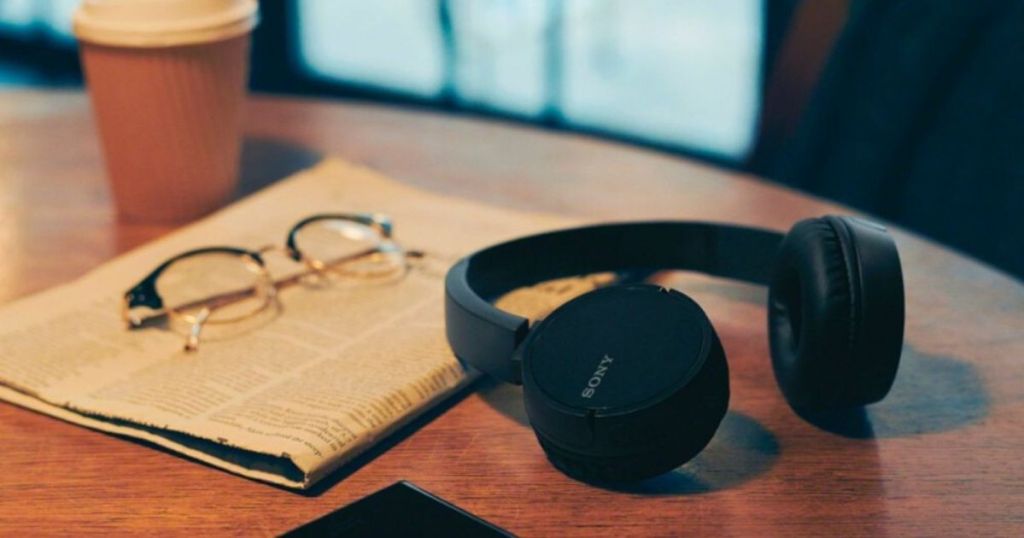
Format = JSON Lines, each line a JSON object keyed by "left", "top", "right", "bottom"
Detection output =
{"left": 122, "top": 213, "right": 416, "bottom": 351}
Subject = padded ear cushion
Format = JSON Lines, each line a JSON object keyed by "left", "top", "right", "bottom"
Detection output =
{"left": 768, "top": 218, "right": 858, "bottom": 410}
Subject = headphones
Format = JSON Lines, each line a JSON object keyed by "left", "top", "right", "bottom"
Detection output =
{"left": 444, "top": 216, "right": 904, "bottom": 484}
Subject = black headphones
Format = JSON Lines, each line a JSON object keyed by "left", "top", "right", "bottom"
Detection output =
{"left": 444, "top": 216, "right": 904, "bottom": 484}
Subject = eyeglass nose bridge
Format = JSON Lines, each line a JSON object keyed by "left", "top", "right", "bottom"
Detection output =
{"left": 256, "top": 244, "right": 323, "bottom": 274}
{"left": 256, "top": 244, "right": 299, "bottom": 259}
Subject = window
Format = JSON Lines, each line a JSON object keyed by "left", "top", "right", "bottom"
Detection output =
{"left": 297, "top": 1, "right": 447, "bottom": 98}
{"left": 297, "top": 0, "right": 764, "bottom": 161}
{"left": 559, "top": 0, "right": 762, "bottom": 159}
{"left": 0, "top": 0, "right": 75, "bottom": 40}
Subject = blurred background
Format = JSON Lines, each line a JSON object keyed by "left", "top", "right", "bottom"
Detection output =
{"left": 1, "top": 0, "right": 1021, "bottom": 278}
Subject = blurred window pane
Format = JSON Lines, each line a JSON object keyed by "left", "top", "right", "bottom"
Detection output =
{"left": 0, "top": 0, "right": 34, "bottom": 34}
{"left": 0, "top": 0, "right": 75, "bottom": 40}
{"left": 297, "top": 0, "right": 446, "bottom": 98}
{"left": 448, "top": 0, "right": 550, "bottom": 117}
{"left": 43, "top": 0, "right": 78, "bottom": 42}
{"left": 0, "top": 0, "right": 77, "bottom": 87}
{"left": 560, "top": 0, "right": 762, "bottom": 159}
{"left": 296, "top": 0, "right": 762, "bottom": 161}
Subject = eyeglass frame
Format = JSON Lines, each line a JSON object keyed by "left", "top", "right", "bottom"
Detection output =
{"left": 122, "top": 212, "right": 404, "bottom": 350}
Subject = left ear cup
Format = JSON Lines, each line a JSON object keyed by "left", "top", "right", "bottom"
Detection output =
{"left": 519, "top": 284, "right": 729, "bottom": 484}
{"left": 768, "top": 216, "right": 904, "bottom": 411}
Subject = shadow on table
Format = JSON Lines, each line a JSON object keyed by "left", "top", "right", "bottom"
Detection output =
{"left": 478, "top": 382, "right": 779, "bottom": 495}
{"left": 237, "top": 136, "right": 324, "bottom": 198}
{"left": 800, "top": 345, "right": 990, "bottom": 439}
{"left": 611, "top": 411, "right": 779, "bottom": 495}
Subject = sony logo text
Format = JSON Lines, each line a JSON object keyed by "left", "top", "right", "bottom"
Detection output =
{"left": 581, "top": 354, "right": 614, "bottom": 398}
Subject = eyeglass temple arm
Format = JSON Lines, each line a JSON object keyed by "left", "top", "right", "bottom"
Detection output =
{"left": 184, "top": 307, "right": 211, "bottom": 352}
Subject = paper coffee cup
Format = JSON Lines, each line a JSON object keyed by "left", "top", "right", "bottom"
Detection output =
{"left": 75, "top": 0, "right": 259, "bottom": 223}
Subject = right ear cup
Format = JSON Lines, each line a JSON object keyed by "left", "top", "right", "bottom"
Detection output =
{"left": 518, "top": 284, "right": 729, "bottom": 484}
{"left": 768, "top": 216, "right": 904, "bottom": 411}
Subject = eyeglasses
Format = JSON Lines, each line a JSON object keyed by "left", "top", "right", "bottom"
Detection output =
{"left": 122, "top": 213, "right": 416, "bottom": 351}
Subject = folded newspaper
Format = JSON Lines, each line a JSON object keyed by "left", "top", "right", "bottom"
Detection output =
{"left": 0, "top": 158, "right": 598, "bottom": 489}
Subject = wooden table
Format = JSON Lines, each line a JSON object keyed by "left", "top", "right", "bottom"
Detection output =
{"left": 1, "top": 90, "right": 1022, "bottom": 537}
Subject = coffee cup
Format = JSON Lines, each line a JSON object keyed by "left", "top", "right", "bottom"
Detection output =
{"left": 74, "top": 0, "right": 259, "bottom": 223}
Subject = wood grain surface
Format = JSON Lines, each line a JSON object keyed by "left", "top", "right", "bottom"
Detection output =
{"left": 0, "top": 90, "right": 1022, "bottom": 537}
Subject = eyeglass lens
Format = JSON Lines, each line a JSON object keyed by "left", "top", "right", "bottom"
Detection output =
{"left": 292, "top": 217, "right": 404, "bottom": 278}
{"left": 155, "top": 251, "right": 273, "bottom": 325}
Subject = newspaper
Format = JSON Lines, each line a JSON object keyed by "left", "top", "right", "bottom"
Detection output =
{"left": 0, "top": 158, "right": 596, "bottom": 489}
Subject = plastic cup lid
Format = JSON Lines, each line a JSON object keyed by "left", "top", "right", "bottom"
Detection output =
{"left": 74, "top": 0, "right": 258, "bottom": 48}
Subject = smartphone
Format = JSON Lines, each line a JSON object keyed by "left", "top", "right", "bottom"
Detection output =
{"left": 281, "top": 481, "right": 515, "bottom": 537}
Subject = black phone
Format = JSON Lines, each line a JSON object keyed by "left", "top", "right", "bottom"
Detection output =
{"left": 280, "top": 481, "right": 515, "bottom": 537}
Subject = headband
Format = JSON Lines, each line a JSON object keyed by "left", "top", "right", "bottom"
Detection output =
{"left": 444, "top": 221, "right": 784, "bottom": 383}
